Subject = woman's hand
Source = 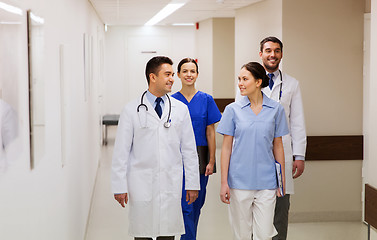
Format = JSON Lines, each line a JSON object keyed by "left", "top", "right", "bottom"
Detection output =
{"left": 276, "top": 189, "right": 284, "bottom": 198}
{"left": 205, "top": 162, "right": 215, "bottom": 176}
{"left": 220, "top": 183, "right": 230, "bottom": 204}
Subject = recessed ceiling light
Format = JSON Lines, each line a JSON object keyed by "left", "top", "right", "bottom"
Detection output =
{"left": 145, "top": 2, "right": 186, "bottom": 26}
{"left": 0, "top": 2, "right": 22, "bottom": 15}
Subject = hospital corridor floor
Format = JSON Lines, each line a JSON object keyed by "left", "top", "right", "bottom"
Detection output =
{"left": 85, "top": 133, "right": 367, "bottom": 240}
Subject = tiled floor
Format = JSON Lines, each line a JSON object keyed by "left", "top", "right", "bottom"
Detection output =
{"left": 85, "top": 135, "right": 367, "bottom": 240}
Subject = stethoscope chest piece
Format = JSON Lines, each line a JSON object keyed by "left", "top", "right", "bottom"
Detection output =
{"left": 164, "top": 121, "right": 171, "bottom": 128}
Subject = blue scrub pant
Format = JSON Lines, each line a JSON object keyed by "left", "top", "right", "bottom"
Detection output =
{"left": 181, "top": 174, "right": 209, "bottom": 240}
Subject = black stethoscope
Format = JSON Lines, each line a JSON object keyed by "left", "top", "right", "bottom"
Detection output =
{"left": 137, "top": 90, "right": 171, "bottom": 128}
{"left": 272, "top": 70, "right": 283, "bottom": 102}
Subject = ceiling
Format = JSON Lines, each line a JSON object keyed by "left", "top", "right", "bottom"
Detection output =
{"left": 89, "top": 0, "right": 262, "bottom": 26}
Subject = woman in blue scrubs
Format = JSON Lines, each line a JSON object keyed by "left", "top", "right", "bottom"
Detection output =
{"left": 217, "top": 62, "right": 288, "bottom": 240}
{"left": 172, "top": 58, "right": 222, "bottom": 240}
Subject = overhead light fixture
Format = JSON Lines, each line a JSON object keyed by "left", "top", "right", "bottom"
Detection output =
{"left": 172, "top": 23, "right": 195, "bottom": 26}
{"left": 0, "top": 1, "right": 23, "bottom": 15}
{"left": 145, "top": 2, "right": 186, "bottom": 26}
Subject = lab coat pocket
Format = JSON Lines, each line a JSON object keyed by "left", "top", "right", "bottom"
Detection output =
{"left": 161, "top": 167, "right": 183, "bottom": 195}
{"left": 167, "top": 119, "right": 181, "bottom": 146}
{"left": 128, "top": 169, "right": 153, "bottom": 202}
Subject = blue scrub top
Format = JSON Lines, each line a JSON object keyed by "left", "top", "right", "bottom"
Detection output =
{"left": 216, "top": 93, "right": 289, "bottom": 190}
{"left": 172, "top": 91, "right": 222, "bottom": 146}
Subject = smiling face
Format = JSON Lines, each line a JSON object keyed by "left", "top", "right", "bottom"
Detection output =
{"left": 177, "top": 62, "right": 198, "bottom": 87}
{"left": 238, "top": 67, "right": 261, "bottom": 96}
{"left": 259, "top": 41, "right": 283, "bottom": 73}
{"left": 149, "top": 63, "right": 175, "bottom": 96}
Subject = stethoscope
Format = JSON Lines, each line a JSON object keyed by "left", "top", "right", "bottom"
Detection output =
{"left": 272, "top": 69, "right": 283, "bottom": 103}
{"left": 137, "top": 90, "right": 171, "bottom": 128}
{"left": 275, "top": 70, "right": 283, "bottom": 102}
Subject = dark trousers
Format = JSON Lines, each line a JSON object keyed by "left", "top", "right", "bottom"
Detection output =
{"left": 272, "top": 194, "right": 290, "bottom": 240}
{"left": 135, "top": 237, "right": 174, "bottom": 240}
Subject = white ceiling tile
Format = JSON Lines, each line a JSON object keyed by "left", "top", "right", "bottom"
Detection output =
{"left": 89, "top": 0, "right": 262, "bottom": 26}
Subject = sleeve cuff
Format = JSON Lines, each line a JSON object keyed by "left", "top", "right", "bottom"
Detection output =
{"left": 294, "top": 155, "right": 305, "bottom": 161}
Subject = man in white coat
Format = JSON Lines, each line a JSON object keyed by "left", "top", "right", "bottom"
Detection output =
{"left": 111, "top": 56, "right": 200, "bottom": 240}
{"left": 259, "top": 37, "right": 307, "bottom": 240}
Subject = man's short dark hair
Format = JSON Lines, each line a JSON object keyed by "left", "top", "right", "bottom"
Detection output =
{"left": 260, "top": 36, "right": 283, "bottom": 52}
{"left": 145, "top": 56, "right": 173, "bottom": 84}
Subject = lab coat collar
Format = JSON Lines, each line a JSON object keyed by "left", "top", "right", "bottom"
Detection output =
{"left": 238, "top": 92, "right": 275, "bottom": 109}
{"left": 145, "top": 90, "right": 172, "bottom": 121}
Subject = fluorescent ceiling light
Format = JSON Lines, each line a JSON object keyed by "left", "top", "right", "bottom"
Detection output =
{"left": 172, "top": 23, "right": 195, "bottom": 26}
{"left": 145, "top": 2, "right": 185, "bottom": 26}
{"left": 0, "top": 2, "right": 23, "bottom": 15}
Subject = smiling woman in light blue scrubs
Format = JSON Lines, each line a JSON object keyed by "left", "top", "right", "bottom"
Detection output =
{"left": 217, "top": 62, "right": 288, "bottom": 240}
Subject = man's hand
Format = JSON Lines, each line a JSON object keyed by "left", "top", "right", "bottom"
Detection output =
{"left": 292, "top": 160, "right": 305, "bottom": 179}
{"left": 114, "top": 193, "right": 128, "bottom": 208}
{"left": 186, "top": 190, "right": 199, "bottom": 205}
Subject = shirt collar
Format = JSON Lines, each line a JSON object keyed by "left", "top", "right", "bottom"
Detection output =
{"left": 267, "top": 69, "right": 280, "bottom": 81}
{"left": 146, "top": 90, "right": 167, "bottom": 105}
{"left": 237, "top": 92, "right": 276, "bottom": 109}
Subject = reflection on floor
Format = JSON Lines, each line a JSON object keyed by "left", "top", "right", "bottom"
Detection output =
{"left": 85, "top": 135, "right": 367, "bottom": 240}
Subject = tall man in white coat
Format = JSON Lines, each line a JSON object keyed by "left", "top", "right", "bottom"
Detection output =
{"left": 259, "top": 37, "right": 307, "bottom": 240}
{"left": 111, "top": 56, "right": 200, "bottom": 240}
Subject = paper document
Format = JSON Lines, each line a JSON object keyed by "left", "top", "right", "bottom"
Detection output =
{"left": 275, "top": 161, "right": 284, "bottom": 196}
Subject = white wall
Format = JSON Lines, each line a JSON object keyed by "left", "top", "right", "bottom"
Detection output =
{"left": 234, "top": 0, "right": 282, "bottom": 99}
{"left": 195, "top": 19, "right": 214, "bottom": 95}
{"left": 283, "top": 0, "right": 364, "bottom": 222}
{"left": 104, "top": 25, "right": 196, "bottom": 115}
{"left": 235, "top": 0, "right": 282, "bottom": 71}
{"left": 0, "top": 0, "right": 104, "bottom": 239}
{"left": 212, "top": 18, "right": 235, "bottom": 98}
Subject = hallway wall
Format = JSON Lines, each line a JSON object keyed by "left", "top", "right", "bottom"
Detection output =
{"left": 0, "top": 0, "right": 104, "bottom": 239}
{"left": 212, "top": 18, "right": 235, "bottom": 98}
{"left": 365, "top": 0, "right": 377, "bottom": 238}
{"left": 235, "top": 0, "right": 364, "bottom": 222}
{"left": 104, "top": 25, "right": 196, "bottom": 115}
{"left": 282, "top": 0, "right": 364, "bottom": 222}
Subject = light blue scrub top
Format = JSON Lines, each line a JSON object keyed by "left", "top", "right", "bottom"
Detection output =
{"left": 216, "top": 93, "right": 289, "bottom": 190}
{"left": 172, "top": 91, "right": 222, "bottom": 146}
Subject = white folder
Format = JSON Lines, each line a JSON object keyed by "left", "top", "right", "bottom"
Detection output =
{"left": 275, "top": 161, "right": 284, "bottom": 196}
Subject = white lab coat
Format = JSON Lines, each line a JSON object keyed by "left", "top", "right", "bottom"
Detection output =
{"left": 262, "top": 71, "right": 307, "bottom": 194}
{"left": 111, "top": 94, "right": 200, "bottom": 238}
